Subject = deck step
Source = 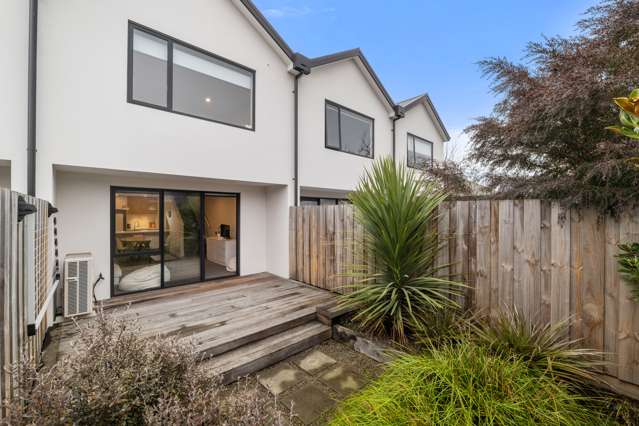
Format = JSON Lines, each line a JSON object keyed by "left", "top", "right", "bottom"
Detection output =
{"left": 203, "top": 321, "right": 331, "bottom": 384}
{"left": 194, "top": 298, "right": 332, "bottom": 358}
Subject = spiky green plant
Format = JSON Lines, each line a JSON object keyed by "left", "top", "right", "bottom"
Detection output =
{"left": 471, "top": 308, "right": 604, "bottom": 391}
{"left": 339, "top": 157, "right": 463, "bottom": 344}
{"left": 617, "top": 243, "right": 639, "bottom": 301}
{"left": 330, "top": 342, "right": 611, "bottom": 426}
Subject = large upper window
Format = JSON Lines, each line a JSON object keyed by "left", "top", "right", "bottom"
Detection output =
{"left": 325, "top": 101, "right": 374, "bottom": 158}
{"left": 128, "top": 22, "right": 255, "bottom": 130}
{"left": 407, "top": 133, "right": 434, "bottom": 168}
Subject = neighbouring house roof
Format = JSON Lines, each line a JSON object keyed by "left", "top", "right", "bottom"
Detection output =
{"left": 235, "top": 0, "right": 449, "bottom": 137}
{"left": 398, "top": 93, "right": 451, "bottom": 141}
{"left": 304, "top": 49, "right": 396, "bottom": 111}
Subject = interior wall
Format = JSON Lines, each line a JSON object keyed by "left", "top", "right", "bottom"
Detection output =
{"left": 204, "top": 196, "right": 237, "bottom": 239}
{"left": 55, "top": 170, "right": 269, "bottom": 300}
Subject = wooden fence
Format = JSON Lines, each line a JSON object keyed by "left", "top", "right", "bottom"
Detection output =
{"left": 289, "top": 200, "right": 639, "bottom": 390}
{"left": 0, "top": 188, "right": 56, "bottom": 412}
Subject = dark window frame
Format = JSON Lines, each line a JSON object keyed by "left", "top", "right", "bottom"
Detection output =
{"left": 110, "top": 186, "right": 241, "bottom": 298}
{"left": 127, "top": 21, "right": 256, "bottom": 131}
{"left": 300, "top": 196, "right": 350, "bottom": 206}
{"left": 407, "top": 132, "right": 434, "bottom": 169}
{"left": 324, "top": 100, "right": 375, "bottom": 159}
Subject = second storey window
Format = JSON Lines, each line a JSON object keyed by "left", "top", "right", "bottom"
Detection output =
{"left": 325, "top": 101, "right": 374, "bottom": 158}
{"left": 407, "top": 133, "right": 433, "bottom": 168}
{"left": 128, "top": 22, "right": 255, "bottom": 130}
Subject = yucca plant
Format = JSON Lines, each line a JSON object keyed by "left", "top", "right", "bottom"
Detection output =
{"left": 338, "top": 157, "right": 464, "bottom": 344}
{"left": 471, "top": 308, "right": 604, "bottom": 391}
{"left": 617, "top": 243, "right": 639, "bottom": 301}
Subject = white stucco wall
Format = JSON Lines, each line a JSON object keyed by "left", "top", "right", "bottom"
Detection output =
{"left": 298, "top": 59, "right": 395, "bottom": 193}
{"left": 36, "top": 0, "right": 294, "bottom": 202}
{"left": 55, "top": 170, "right": 279, "bottom": 300}
{"left": 395, "top": 102, "right": 446, "bottom": 165}
{"left": 265, "top": 185, "right": 290, "bottom": 277}
{"left": 1, "top": 0, "right": 28, "bottom": 193}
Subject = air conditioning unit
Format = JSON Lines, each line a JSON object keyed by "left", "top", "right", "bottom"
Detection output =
{"left": 64, "top": 253, "right": 94, "bottom": 317}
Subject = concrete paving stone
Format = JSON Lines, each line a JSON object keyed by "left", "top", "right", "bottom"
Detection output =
{"left": 280, "top": 383, "right": 335, "bottom": 425}
{"left": 296, "top": 350, "right": 337, "bottom": 373}
{"left": 319, "top": 365, "right": 364, "bottom": 396}
{"left": 258, "top": 363, "right": 305, "bottom": 396}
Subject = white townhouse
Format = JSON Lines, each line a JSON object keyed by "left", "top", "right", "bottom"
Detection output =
{"left": 1, "top": 0, "right": 450, "bottom": 301}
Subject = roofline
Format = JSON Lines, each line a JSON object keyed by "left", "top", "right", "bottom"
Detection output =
{"left": 236, "top": 0, "right": 295, "bottom": 60}
{"left": 400, "top": 93, "right": 450, "bottom": 141}
{"left": 236, "top": 0, "right": 449, "bottom": 138}
{"left": 306, "top": 48, "right": 396, "bottom": 110}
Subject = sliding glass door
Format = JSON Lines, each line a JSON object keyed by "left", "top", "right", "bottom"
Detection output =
{"left": 111, "top": 188, "right": 239, "bottom": 296}
{"left": 112, "top": 190, "right": 162, "bottom": 296}
{"left": 163, "top": 191, "right": 202, "bottom": 287}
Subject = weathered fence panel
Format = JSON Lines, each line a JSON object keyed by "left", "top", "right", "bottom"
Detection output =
{"left": 0, "top": 188, "right": 55, "bottom": 413}
{"left": 290, "top": 201, "right": 639, "bottom": 390}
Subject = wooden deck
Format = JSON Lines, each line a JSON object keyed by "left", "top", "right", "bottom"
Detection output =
{"left": 48, "top": 273, "right": 336, "bottom": 381}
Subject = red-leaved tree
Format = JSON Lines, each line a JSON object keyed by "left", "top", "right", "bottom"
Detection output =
{"left": 466, "top": 0, "right": 639, "bottom": 214}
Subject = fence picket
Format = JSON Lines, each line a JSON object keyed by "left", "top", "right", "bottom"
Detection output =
{"left": 476, "top": 201, "right": 491, "bottom": 312}
{"left": 289, "top": 201, "right": 639, "bottom": 393}
{"left": 605, "top": 216, "right": 620, "bottom": 376}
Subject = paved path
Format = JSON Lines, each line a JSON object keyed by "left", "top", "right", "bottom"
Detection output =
{"left": 254, "top": 340, "right": 383, "bottom": 425}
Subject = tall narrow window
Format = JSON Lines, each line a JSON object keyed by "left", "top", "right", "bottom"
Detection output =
{"left": 407, "top": 134, "right": 434, "bottom": 168}
{"left": 127, "top": 22, "right": 255, "bottom": 130}
{"left": 325, "top": 101, "right": 374, "bottom": 158}
{"left": 131, "top": 30, "right": 168, "bottom": 107}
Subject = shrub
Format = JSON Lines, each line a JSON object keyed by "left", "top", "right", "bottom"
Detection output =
{"left": 471, "top": 308, "right": 604, "bottom": 391}
{"left": 607, "top": 88, "right": 639, "bottom": 141}
{"left": 414, "top": 309, "right": 473, "bottom": 349}
{"left": 339, "top": 157, "right": 464, "bottom": 344}
{"left": 617, "top": 243, "right": 639, "bottom": 301}
{"left": 330, "top": 343, "right": 610, "bottom": 426}
{"left": 3, "top": 309, "right": 286, "bottom": 426}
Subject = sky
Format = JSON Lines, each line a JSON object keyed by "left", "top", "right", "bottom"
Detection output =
{"left": 253, "top": 0, "right": 600, "bottom": 160}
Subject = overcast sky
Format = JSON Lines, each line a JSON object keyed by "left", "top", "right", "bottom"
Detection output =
{"left": 253, "top": 0, "right": 600, "bottom": 160}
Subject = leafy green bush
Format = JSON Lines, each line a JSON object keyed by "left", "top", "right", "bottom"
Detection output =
{"left": 471, "top": 308, "right": 604, "bottom": 391}
{"left": 339, "top": 157, "right": 463, "bottom": 344}
{"left": 330, "top": 343, "right": 611, "bottom": 426}
{"left": 3, "top": 309, "right": 287, "bottom": 426}
{"left": 617, "top": 243, "right": 639, "bottom": 301}
{"left": 607, "top": 88, "right": 639, "bottom": 141}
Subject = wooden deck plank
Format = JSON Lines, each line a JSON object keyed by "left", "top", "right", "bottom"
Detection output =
{"left": 54, "top": 274, "right": 337, "bottom": 362}
{"left": 102, "top": 273, "right": 273, "bottom": 308}
{"left": 141, "top": 289, "right": 331, "bottom": 339}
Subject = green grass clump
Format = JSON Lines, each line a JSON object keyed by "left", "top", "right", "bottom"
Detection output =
{"left": 330, "top": 343, "right": 610, "bottom": 426}
{"left": 471, "top": 308, "right": 604, "bottom": 391}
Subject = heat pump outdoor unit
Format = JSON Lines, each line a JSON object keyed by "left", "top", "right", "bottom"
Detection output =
{"left": 64, "top": 253, "right": 94, "bottom": 317}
